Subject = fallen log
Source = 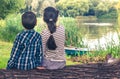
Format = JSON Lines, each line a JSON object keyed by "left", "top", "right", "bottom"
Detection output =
{"left": 0, "top": 62, "right": 120, "bottom": 79}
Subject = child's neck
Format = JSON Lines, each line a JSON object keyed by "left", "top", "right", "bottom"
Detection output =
{"left": 24, "top": 28, "right": 34, "bottom": 31}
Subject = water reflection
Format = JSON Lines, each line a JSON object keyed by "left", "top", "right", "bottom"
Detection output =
{"left": 79, "top": 20, "right": 119, "bottom": 50}
{"left": 83, "top": 31, "right": 119, "bottom": 50}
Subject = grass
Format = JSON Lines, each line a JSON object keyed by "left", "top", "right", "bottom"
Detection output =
{"left": 0, "top": 40, "right": 12, "bottom": 69}
{"left": 66, "top": 56, "right": 80, "bottom": 65}
{"left": 0, "top": 40, "right": 79, "bottom": 69}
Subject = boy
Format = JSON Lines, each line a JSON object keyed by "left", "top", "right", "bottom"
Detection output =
{"left": 6, "top": 12, "right": 43, "bottom": 70}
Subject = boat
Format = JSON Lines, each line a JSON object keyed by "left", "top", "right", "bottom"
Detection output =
{"left": 65, "top": 47, "right": 89, "bottom": 56}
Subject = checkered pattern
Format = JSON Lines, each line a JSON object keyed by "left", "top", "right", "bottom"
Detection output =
{"left": 7, "top": 30, "right": 43, "bottom": 70}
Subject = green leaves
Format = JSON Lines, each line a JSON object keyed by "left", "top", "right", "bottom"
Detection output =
{"left": 56, "top": 0, "right": 89, "bottom": 17}
{"left": 60, "top": 17, "right": 85, "bottom": 48}
{"left": 0, "top": 0, "right": 25, "bottom": 19}
{"left": 56, "top": 0, "right": 117, "bottom": 18}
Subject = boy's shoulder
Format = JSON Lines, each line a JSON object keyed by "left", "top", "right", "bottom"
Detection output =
{"left": 15, "top": 30, "right": 41, "bottom": 42}
{"left": 16, "top": 30, "right": 41, "bottom": 38}
{"left": 19, "top": 30, "right": 40, "bottom": 34}
{"left": 34, "top": 31, "right": 41, "bottom": 36}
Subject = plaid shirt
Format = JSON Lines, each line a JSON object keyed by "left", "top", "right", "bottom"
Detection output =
{"left": 7, "top": 30, "right": 43, "bottom": 70}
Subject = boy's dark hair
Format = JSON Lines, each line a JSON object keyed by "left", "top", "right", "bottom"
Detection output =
{"left": 22, "top": 11, "right": 36, "bottom": 29}
{"left": 43, "top": 7, "right": 59, "bottom": 50}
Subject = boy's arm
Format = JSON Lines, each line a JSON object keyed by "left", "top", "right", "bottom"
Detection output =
{"left": 7, "top": 36, "right": 21, "bottom": 69}
{"left": 36, "top": 36, "right": 43, "bottom": 67}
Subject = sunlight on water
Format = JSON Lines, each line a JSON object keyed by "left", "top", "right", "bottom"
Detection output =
{"left": 83, "top": 23, "right": 113, "bottom": 26}
{"left": 83, "top": 31, "right": 119, "bottom": 50}
{"left": 78, "top": 18, "right": 119, "bottom": 50}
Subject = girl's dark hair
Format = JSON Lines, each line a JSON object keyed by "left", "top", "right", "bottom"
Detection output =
{"left": 22, "top": 11, "right": 36, "bottom": 29}
{"left": 43, "top": 7, "right": 59, "bottom": 50}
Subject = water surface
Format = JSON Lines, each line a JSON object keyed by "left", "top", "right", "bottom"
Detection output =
{"left": 79, "top": 19, "right": 119, "bottom": 50}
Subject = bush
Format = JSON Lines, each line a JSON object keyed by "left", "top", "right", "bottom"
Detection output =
{"left": 0, "top": 26, "right": 22, "bottom": 42}
{"left": 0, "top": 14, "right": 23, "bottom": 42}
{"left": 0, "top": 26, "right": 21, "bottom": 42}
{"left": 98, "top": 11, "right": 118, "bottom": 19}
{"left": 0, "top": 20, "right": 6, "bottom": 27}
{"left": 59, "top": 17, "right": 86, "bottom": 48}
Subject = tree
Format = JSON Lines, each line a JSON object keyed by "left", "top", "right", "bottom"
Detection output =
{"left": 40, "top": 0, "right": 55, "bottom": 16}
{"left": 0, "top": 0, "right": 25, "bottom": 19}
{"left": 25, "top": 0, "right": 55, "bottom": 17}
{"left": 56, "top": 0, "right": 89, "bottom": 17}
{"left": 92, "top": 0, "right": 117, "bottom": 17}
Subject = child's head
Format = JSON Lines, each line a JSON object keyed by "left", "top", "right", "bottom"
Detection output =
{"left": 43, "top": 7, "right": 59, "bottom": 26}
{"left": 22, "top": 11, "right": 36, "bottom": 30}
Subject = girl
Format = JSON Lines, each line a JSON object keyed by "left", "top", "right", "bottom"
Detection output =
{"left": 41, "top": 7, "right": 66, "bottom": 69}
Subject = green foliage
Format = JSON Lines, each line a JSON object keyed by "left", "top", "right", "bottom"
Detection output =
{"left": 90, "top": 0, "right": 118, "bottom": 18}
{"left": 98, "top": 10, "right": 118, "bottom": 19}
{"left": 56, "top": 0, "right": 89, "bottom": 17}
{"left": 59, "top": 17, "right": 85, "bottom": 47}
{"left": 0, "top": 20, "right": 5, "bottom": 27}
{"left": 116, "top": 1, "right": 120, "bottom": 26}
{"left": 0, "top": 40, "right": 12, "bottom": 69}
{"left": 56, "top": 0, "right": 117, "bottom": 18}
{"left": 0, "top": 14, "right": 23, "bottom": 42}
{"left": 0, "top": 26, "right": 22, "bottom": 42}
{"left": 0, "top": 0, "right": 25, "bottom": 19}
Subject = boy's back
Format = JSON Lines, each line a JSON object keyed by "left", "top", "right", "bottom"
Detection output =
{"left": 6, "top": 12, "right": 43, "bottom": 70}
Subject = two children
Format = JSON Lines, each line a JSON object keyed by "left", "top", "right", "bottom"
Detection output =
{"left": 7, "top": 7, "right": 66, "bottom": 70}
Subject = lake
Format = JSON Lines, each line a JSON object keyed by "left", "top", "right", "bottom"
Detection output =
{"left": 78, "top": 19, "right": 119, "bottom": 50}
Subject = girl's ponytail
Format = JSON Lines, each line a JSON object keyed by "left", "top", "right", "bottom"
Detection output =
{"left": 43, "top": 7, "right": 59, "bottom": 50}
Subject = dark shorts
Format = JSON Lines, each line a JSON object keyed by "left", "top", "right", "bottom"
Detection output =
{"left": 42, "top": 58, "right": 66, "bottom": 70}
